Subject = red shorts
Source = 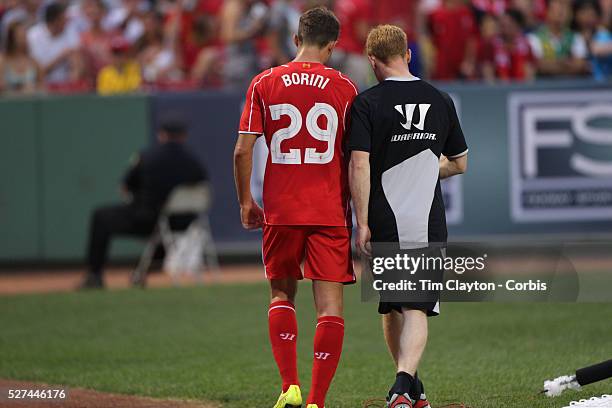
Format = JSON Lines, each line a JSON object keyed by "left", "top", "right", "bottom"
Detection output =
{"left": 262, "top": 225, "right": 355, "bottom": 284}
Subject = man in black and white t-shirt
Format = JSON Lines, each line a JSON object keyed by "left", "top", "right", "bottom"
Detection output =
{"left": 348, "top": 25, "right": 468, "bottom": 408}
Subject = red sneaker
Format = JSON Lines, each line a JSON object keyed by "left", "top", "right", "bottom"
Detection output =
{"left": 414, "top": 395, "right": 431, "bottom": 408}
{"left": 387, "top": 393, "right": 414, "bottom": 408}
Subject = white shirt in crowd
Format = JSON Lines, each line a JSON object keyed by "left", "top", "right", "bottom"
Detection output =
{"left": 27, "top": 23, "right": 81, "bottom": 84}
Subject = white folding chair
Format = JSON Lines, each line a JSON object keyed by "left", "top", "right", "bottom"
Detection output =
{"left": 130, "top": 182, "right": 219, "bottom": 287}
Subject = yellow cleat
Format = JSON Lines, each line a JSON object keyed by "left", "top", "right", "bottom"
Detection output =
{"left": 273, "top": 385, "right": 302, "bottom": 408}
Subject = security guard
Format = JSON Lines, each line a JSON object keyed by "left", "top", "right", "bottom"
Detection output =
{"left": 80, "top": 121, "right": 207, "bottom": 289}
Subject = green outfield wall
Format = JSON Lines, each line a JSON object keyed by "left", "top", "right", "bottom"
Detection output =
{"left": 0, "top": 95, "right": 149, "bottom": 262}
{"left": 1, "top": 80, "right": 611, "bottom": 263}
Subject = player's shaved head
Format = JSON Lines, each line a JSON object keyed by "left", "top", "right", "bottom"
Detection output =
{"left": 298, "top": 7, "right": 340, "bottom": 48}
{"left": 366, "top": 25, "right": 408, "bottom": 63}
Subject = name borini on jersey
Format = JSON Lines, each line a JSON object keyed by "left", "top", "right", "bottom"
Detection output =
{"left": 281, "top": 73, "right": 330, "bottom": 89}
{"left": 391, "top": 132, "right": 437, "bottom": 142}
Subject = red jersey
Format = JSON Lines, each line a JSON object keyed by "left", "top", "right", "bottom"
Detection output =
{"left": 239, "top": 62, "right": 358, "bottom": 226}
{"left": 428, "top": 4, "right": 478, "bottom": 80}
{"left": 165, "top": 0, "right": 223, "bottom": 70}
{"left": 471, "top": 0, "right": 510, "bottom": 15}
{"left": 373, "top": 0, "right": 418, "bottom": 41}
{"left": 335, "top": 0, "right": 371, "bottom": 54}
{"left": 494, "top": 36, "right": 534, "bottom": 80}
{"left": 479, "top": 35, "right": 534, "bottom": 80}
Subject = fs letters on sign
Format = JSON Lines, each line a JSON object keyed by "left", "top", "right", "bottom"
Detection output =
{"left": 509, "top": 91, "right": 612, "bottom": 222}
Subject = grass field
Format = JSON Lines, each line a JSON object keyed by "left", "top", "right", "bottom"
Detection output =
{"left": 1, "top": 281, "right": 611, "bottom": 407}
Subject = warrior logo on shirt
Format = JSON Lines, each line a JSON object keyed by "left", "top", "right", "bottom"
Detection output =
{"left": 394, "top": 103, "right": 431, "bottom": 131}
{"left": 392, "top": 103, "right": 436, "bottom": 142}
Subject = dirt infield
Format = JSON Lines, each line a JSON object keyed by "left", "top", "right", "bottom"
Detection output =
{"left": 0, "top": 379, "right": 218, "bottom": 408}
{"left": 0, "top": 265, "right": 264, "bottom": 295}
{"left": 1, "top": 254, "right": 609, "bottom": 296}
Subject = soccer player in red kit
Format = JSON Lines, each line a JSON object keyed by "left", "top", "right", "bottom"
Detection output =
{"left": 233, "top": 7, "right": 358, "bottom": 408}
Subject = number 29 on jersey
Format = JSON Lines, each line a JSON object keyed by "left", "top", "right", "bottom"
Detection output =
{"left": 269, "top": 102, "right": 339, "bottom": 165}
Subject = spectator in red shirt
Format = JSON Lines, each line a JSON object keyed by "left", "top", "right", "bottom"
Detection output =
{"left": 80, "top": 0, "right": 114, "bottom": 80}
{"left": 185, "top": 14, "right": 222, "bottom": 86}
{"left": 332, "top": 0, "right": 371, "bottom": 88}
{"left": 477, "top": 12, "right": 500, "bottom": 69}
{"left": 472, "top": 0, "right": 511, "bottom": 17}
{"left": 480, "top": 9, "right": 535, "bottom": 81}
{"left": 373, "top": 0, "right": 419, "bottom": 41}
{"left": 371, "top": 0, "right": 426, "bottom": 76}
{"left": 197, "top": 0, "right": 225, "bottom": 17}
{"left": 162, "top": 0, "right": 222, "bottom": 87}
{"left": 163, "top": 0, "right": 223, "bottom": 71}
{"left": 427, "top": 0, "right": 479, "bottom": 80}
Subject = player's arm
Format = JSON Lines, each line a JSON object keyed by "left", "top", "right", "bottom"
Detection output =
{"left": 439, "top": 154, "right": 467, "bottom": 179}
{"left": 235, "top": 73, "right": 267, "bottom": 230}
{"left": 347, "top": 95, "right": 373, "bottom": 256}
{"left": 349, "top": 151, "right": 371, "bottom": 256}
{"left": 440, "top": 92, "right": 469, "bottom": 180}
{"left": 234, "top": 134, "right": 264, "bottom": 230}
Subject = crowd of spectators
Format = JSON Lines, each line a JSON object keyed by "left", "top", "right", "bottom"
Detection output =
{"left": 1, "top": 0, "right": 611, "bottom": 96}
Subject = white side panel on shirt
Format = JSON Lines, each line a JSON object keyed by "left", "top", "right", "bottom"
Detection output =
{"left": 381, "top": 149, "right": 439, "bottom": 248}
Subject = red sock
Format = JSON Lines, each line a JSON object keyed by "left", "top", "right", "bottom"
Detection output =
{"left": 268, "top": 301, "right": 299, "bottom": 392}
{"left": 307, "top": 316, "right": 345, "bottom": 406}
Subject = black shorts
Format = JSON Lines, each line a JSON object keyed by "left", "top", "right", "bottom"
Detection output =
{"left": 375, "top": 246, "right": 445, "bottom": 317}
{"left": 378, "top": 300, "right": 440, "bottom": 316}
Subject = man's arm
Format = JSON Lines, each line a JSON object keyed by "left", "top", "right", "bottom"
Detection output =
{"left": 346, "top": 94, "right": 373, "bottom": 256}
{"left": 233, "top": 133, "right": 264, "bottom": 229}
{"left": 441, "top": 92, "right": 468, "bottom": 179}
{"left": 121, "top": 153, "right": 142, "bottom": 200}
{"left": 37, "top": 47, "right": 76, "bottom": 76}
{"left": 439, "top": 154, "right": 467, "bottom": 179}
{"left": 235, "top": 69, "right": 266, "bottom": 229}
{"left": 349, "top": 150, "right": 372, "bottom": 256}
{"left": 221, "top": 0, "right": 266, "bottom": 43}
